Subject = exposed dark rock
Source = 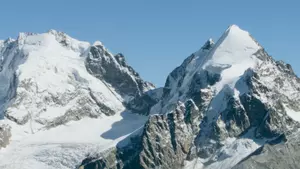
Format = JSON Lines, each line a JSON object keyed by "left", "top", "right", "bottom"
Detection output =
{"left": 85, "top": 45, "right": 154, "bottom": 99}
{"left": 126, "top": 88, "right": 163, "bottom": 115}
{"left": 79, "top": 100, "right": 202, "bottom": 169}
{"left": 233, "top": 134, "right": 300, "bottom": 169}
{"left": 0, "top": 124, "right": 11, "bottom": 148}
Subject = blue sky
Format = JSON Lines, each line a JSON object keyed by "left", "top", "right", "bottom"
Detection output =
{"left": 1, "top": 0, "right": 299, "bottom": 87}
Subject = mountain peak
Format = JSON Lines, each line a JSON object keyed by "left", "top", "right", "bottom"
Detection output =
{"left": 226, "top": 24, "right": 241, "bottom": 31}
{"left": 164, "top": 25, "right": 263, "bottom": 113}
{"left": 223, "top": 24, "right": 252, "bottom": 39}
{"left": 93, "top": 41, "right": 103, "bottom": 47}
{"left": 47, "top": 29, "right": 62, "bottom": 34}
{"left": 221, "top": 24, "right": 255, "bottom": 43}
{"left": 201, "top": 25, "right": 261, "bottom": 92}
{"left": 206, "top": 24, "right": 260, "bottom": 64}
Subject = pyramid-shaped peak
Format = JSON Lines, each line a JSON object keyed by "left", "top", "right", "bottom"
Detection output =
{"left": 217, "top": 24, "right": 258, "bottom": 48}
{"left": 224, "top": 24, "right": 250, "bottom": 36}
{"left": 227, "top": 24, "right": 241, "bottom": 30}
{"left": 201, "top": 24, "right": 261, "bottom": 85}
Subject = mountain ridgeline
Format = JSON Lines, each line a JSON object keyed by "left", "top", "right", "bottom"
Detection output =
{"left": 0, "top": 25, "right": 300, "bottom": 169}
{"left": 78, "top": 25, "right": 300, "bottom": 169}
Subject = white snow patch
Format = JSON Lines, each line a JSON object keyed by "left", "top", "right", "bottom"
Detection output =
{"left": 183, "top": 138, "right": 261, "bottom": 169}
{"left": 0, "top": 111, "right": 148, "bottom": 169}
{"left": 285, "top": 105, "right": 300, "bottom": 122}
{"left": 206, "top": 138, "right": 261, "bottom": 169}
{"left": 184, "top": 158, "right": 204, "bottom": 169}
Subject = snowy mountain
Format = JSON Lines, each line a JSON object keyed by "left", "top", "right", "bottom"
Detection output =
{"left": 1, "top": 25, "right": 300, "bottom": 169}
{"left": 0, "top": 30, "right": 154, "bottom": 169}
{"left": 78, "top": 25, "right": 300, "bottom": 169}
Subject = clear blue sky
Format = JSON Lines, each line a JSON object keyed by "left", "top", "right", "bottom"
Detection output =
{"left": 1, "top": 0, "right": 299, "bottom": 87}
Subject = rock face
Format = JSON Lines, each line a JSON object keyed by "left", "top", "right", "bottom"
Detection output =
{"left": 126, "top": 88, "right": 163, "bottom": 115}
{"left": 79, "top": 25, "right": 300, "bottom": 169}
{"left": 232, "top": 133, "right": 300, "bottom": 169}
{"left": 85, "top": 44, "right": 154, "bottom": 100}
{"left": 80, "top": 100, "right": 202, "bottom": 169}
{"left": 0, "top": 124, "right": 11, "bottom": 148}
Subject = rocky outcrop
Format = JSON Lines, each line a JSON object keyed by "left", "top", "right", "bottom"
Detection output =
{"left": 85, "top": 44, "right": 154, "bottom": 100}
{"left": 233, "top": 134, "right": 300, "bottom": 169}
{"left": 137, "top": 101, "right": 198, "bottom": 169}
{"left": 195, "top": 49, "right": 300, "bottom": 160}
{"left": 79, "top": 100, "right": 202, "bottom": 169}
{"left": 126, "top": 88, "right": 163, "bottom": 115}
{"left": 0, "top": 124, "right": 11, "bottom": 148}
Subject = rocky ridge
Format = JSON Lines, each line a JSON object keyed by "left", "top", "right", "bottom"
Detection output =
{"left": 0, "top": 25, "right": 299, "bottom": 169}
{"left": 79, "top": 25, "right": 300, "bottom": 169}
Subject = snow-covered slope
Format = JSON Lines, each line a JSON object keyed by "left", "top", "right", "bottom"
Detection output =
{"left": 1, "top": 25, "right": 300, "bottom": 169}
{"left": 159, "top": 25, "right": 261, "bottom": 114}
{"left": 80, "top": 25, "right": 300, "bottom": 169}
{"left": 0, "top": 30, "right": 153, "bottom": 168}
